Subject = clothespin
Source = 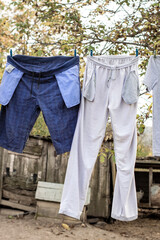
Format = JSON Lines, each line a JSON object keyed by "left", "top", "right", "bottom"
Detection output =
{"left": 136, "top": 48, "right": 138, "bottom": 57}
{"left": 154, "top": 50, "right": 156, "bottom": 58}
{"left": 10, "top": 49, "right": 13, "bottom": 57}
{"left": 90, "top": 49, "right": 93, "bottom": 56}
{"left": 74, "top": 49, "right": 77, "bottom": 57}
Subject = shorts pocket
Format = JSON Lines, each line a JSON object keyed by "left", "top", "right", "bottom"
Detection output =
{"left": 0, "top": 63, "right": 24, "bottom": 106}
{"left": 55, "top": 64, "right": 81, "bottom": 108}
{"left": 122, "top": 70, "right": 139, "bottom": 105}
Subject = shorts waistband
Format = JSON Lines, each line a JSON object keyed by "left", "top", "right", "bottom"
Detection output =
{"left": 7, "top": 55, "right": 79, "bottom": 77}
{"left": 87, "top": 55, "right": 139, "bottom": 69}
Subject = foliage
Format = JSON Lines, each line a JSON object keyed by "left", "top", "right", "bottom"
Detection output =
{"left": 99, "top": 146, "right": 115, "bottom": 163}
{"left": 137, "top": 144, "right": 152, "bottom": 158}
{"left": 30, "top": 112, "right": 50, "bottom": 137}
{"left": 0, "top": 0, "right": 159, "bottom": 138}
{"left": 137, "top": 97, "right": 152, "bottom": 135}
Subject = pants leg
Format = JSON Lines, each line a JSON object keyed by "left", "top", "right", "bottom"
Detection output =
{"left": 37, "top": 75, "right": 79, "bottom": 155}
{"left": 59, "top": 67, "right": 109, "bottom": 219}
{"left": 0, "top": 77, "right": 41, "bottom": 153}
{"left": 59, "top": 60, "right": 138, "bottom": 221}
{"left": 108, "top": 70, "right": 138, "bottom": 221}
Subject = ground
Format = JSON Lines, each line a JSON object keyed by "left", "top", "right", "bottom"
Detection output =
{"left": 0, "top": 209, "right": 160, "bottom": 240}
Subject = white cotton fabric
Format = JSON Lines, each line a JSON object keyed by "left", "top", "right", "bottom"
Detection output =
{"left": 143, "top": 56, "right": 160, "bottom": 156}
{"left": 122, "top": 70, "right": 139, "bottom": 104}
{"left": 59, "top": 55, "right": 139, "bottom": 221}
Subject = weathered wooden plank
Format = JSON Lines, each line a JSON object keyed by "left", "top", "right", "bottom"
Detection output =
{"left": 1, "top": 136, "right": 115, "bottom": 219}
{"left": 46, "top": 144, "right": 59, "bottom": 183}
{"left": 35, "top": 181, "right": 91, "bottom": 205}
{"left": 23, "top": 145, "right": 43, "bottom": 156}
{"left": 23, "top": 137, "right": 43, "bottom": 156}
{"left": 110, "top": 156, "right": 116, "bottom": 190}
{"left": 4, "top": 153, "right": 39, "bottom": 180}
{"left": 0, "top": 147, "right": 3, "bottom": 202}
{"left": 3, "top": 190, "right": 36, "bottom": 206}
{"left": 136, "top": 160, "right": 160, "bottom": 171}
{"left": 139, "top": 202, "right": 160, "bottom": 208}
{"left": 36, "top": 201, "right": 61, "bottom": 219}
{"left": 59, "top": 153, "right": 69, "bottom": 183}
{"left": 36, "top": 200, "right": 86, "bottom": 223}
{"left": 35, "top": 182, "right": 63, "bottom": 202}
{"left": 149, "top": 167, "right": 153, "bottom": 207}
{"left": 87, "top": 142, "right": 112, "bottom": 218}
{"left": 1, "top": 199, "right": 36, "bottom": 212}
{"left": 136, "top": 159, "right": 160, "bottom": 165}
{"left": 135, "top": 168, "right": 160, "bottom": 172}
{"left": 7, "top": 151, "right": 40, "bottom": 159}
{"left": 2, "top": 188, "right": 35, "bottom": 197}
{"left": 6, "top": 137, "right": 47, "bottom": 184}
{"left": 38, "top": 140, "right": 49, "bottom": 181}
{"left": 46, "top": 144, "right": 69, "bottom": 184}
{"left": 3, "top": 176, "right": 37, "bottom": 191}
{"left": 37, "top": 181, "right": 64, "bottom": 189}
{"left": 2, "top": 149, "right": 9, "bottom": 177}
{"left": 2, "top": 136, "right": 48, "bottom": 190}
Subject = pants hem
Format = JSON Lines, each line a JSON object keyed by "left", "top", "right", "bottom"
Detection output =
{"left": 59, "top": 209, "right": 81, "bottom": 220}
{"left": 111, "top": 213, "right": 138, "bottom": 221}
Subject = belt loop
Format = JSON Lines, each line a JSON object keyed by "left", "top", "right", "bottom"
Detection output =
{"left": 38, "top": 72, "right": 41, "bottom": 89}
{"left": 31, "top": 72, "right": 34, "bottom": 95}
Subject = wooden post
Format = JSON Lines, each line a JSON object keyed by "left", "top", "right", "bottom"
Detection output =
{"left": 149, "top": 167, "right": 153, "bottom": 207}
{"left": 110, "top": 157, "right": 116, "bottom": 190}
{"left": 0, "top": 147, "right": 3, "bottom": 203}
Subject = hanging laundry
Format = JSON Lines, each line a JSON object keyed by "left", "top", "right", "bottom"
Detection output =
{"left": 0, "top": 55, "right": 80, "bottom": 154}
{"left": 143, "top": 55, "right": 160, "bottom": 156}
{"left": 59, "top": 55, "right": 139, "bottom": 221}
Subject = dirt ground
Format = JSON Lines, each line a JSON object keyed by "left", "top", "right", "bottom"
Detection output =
{"left": 0, "top": 209, "right": 160, "bottom": 240}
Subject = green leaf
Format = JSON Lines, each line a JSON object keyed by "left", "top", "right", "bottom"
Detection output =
{"left": 100, "top": 155, "right": 105, "bottom": 163}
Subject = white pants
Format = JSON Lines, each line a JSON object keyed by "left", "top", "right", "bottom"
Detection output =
{"left": 59, "top": 55, "right": 139, "bottom": 221}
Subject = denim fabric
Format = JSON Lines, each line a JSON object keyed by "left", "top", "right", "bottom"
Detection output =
{"left": 0, "top": 55, "right": 80, "bottom": 154}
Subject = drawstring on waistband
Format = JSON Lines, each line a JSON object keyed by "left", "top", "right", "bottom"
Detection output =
{"left": 106, "top": 69, "right": 118, "bottom": 88}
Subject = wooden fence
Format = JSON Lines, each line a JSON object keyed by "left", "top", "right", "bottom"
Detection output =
{"left": 0, "top": 135, "right": 114, "bottom": 218}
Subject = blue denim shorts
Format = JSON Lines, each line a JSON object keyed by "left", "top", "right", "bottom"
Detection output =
{"left": 0, "top": 55, "right": 80, "bottom": 154}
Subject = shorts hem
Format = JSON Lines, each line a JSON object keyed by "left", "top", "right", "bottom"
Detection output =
{"left": 0, "top": 143, "right": 23, "bottom": 153}
{"left": 0, "top": 142, "right": 71, "bottom": 155}
{"left": 111, "top": 213, "right": 138, "bottom": 221}
{"left": 56, "top": 146, "right": 71, "bottom": 155}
